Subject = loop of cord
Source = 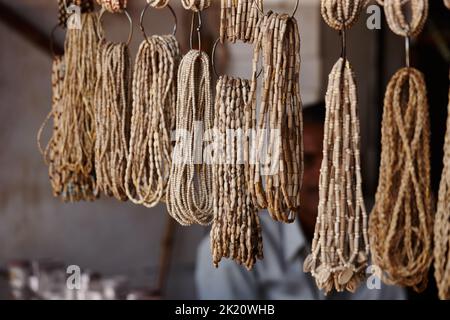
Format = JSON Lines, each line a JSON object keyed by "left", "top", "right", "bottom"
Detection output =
{"left": 320, "top": 0, "right": 364, "bottom": 31}
{"left": 383, "top": 0, "right": 428, "bottom": 37}
{"left": 434, "top": 70, "right": 450, "bottom": 300}
{"left": 125, "top": 35, "right": 180, "bottom": 207}
{"left": 246, "top": 12, "right": 304, "bottom": 223}
{"left": 58, "top": 0, "right": 95, "bottom": 28}
{"left": 166, "top": 50, "right": 214, "bottom": 226}
{"left": 181, "top": 0, "right": 211, "bottom": 12}
{"left": 219, "top": 0, "right": 263, "bottom": 44}
{"left": 210, "top": 75, "right": 264, "bottom": 270}
{"left": 147, "top": 0, "right": 171, "bottom": 8}
{"left": 303, "top": 58, "right": 369, "bottom": 294}
{"left": 369, "top": 67, "right": 433, "bottom": 292}
{"left": 96, "top": 0, "right": 128, "bottom": 13}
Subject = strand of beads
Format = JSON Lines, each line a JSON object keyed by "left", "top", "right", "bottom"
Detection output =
{"left": 210, "top": 76, "right": 264, "bottom": 270}
{"left": 246, "top": 12, "right": 304, "bottom": 223}
{"left": 220, "top": 0, "right": 263, "bottom": 44}
{"left": 41, "top": 12, "right": 99, "bottom": 202}
{"left": 181, "top": 0, "right": 211, "bottom": 11}
{"left": 304, "top": 57, "right": 369, "bottom": 294}
{"left": 370, "top": 67, "right": 432, "bottom": 292}
{"left": 369, "top": 0, "right": 433, "bottom": 293}
{"left": 166, "top": 50, "right": 214, "bottom": 226}
{"left": 126, "top": 34, "right": 180, "bottom": 207}
{"left": 434, "top": 70, "right": 450, "bottom": 300}
{"left": 304, "top": 0, "right": 369, "bottom": 295}
{"left": 147, "top": 0, "right": 171, "bottom": 8}
{"left": 96, "top": 0, "right": 128, "bottom": 13}
{"left": 321, "top": 0, "right": 364, "bottom": 30}
{"left": 94, "top": 10, "right": 132, "bottom": 201}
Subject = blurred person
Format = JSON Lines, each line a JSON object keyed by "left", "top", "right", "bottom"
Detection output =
{"left": 195, "top": 102, "right": 406, "bottom": 300}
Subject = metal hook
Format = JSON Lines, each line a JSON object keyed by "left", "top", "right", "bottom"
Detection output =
{"left": 98, "top": 7, "right": 134, "bottom": 47}
{"left": 140, "top": 3, "right": 178, "bottom": 43}
{"left": 255, "top": 0, "right": 299, "bottom": 18}
{"left": 190, "top": 11, "right": 202, "bottom": 51}
{"left": 211, "top": 37, "right": 263, "bottom": 79}
{"left": 405, "top": 36, "right": 410, "bottom": 68}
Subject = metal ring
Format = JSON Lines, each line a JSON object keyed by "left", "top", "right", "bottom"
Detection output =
{"left": 98, "top": 7, "right": 133, "bottom": 46}
{"left": 211, "top": 37, "right": 263, "bottom": 79}
{"left": 140, "top": 2, "right": 178, "bottom": 43}
{"left": 190, "top": 11, "right": 202, "bottom": 51}
{"left": 50, "top": 24, "right": 65, "bottom": 57}
{"left": 255, "top": 0, "right": 299, "bottom": 18}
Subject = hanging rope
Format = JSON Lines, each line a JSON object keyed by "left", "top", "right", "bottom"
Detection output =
{"left": 126, "top": 35, "right": 180, "bottom": 207}
{"left": 246, "top": 12, "right": 304, "bottom": 223}
{"left": 369, "top": 0, "right": 433, "bottom": 293}
{"left": 38, "top": 12, "right": 99, "bottom": 202}
{"left": 181, "top": 0, "right": 211, "bottom": 12}
{"left": 166, "top": 50, "right": 214, "bottom": 226}
{"left": 94, "top": 12, "right": 132, "bottom": 201}
{"left": 219, "top": 0, "right": 263, "bottom": 44}
{"left": 434, "top": 70, "right": 450, "bottom": 300}
{"left": 370, "top": 67, "right": 432, "bottom": 292}
{"left": 210, "top": 76, "right": 264, "bottom": 270}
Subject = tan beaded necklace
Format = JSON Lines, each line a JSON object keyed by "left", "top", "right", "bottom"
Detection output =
{"left": 38, "top": 10, "right": 99, "bottom": 202}
{"left": 369, "top": 0, "right": 433, "bottom": 292}
{"left": 94, "top": 8, "right": 132, "bottom": 201}
{"left": 219, "top": 0, "right": 263, "bottom": 44}
{"left": 125, "top": 3, "right": 180, "bottom": 208}
{"left": 246, "top": 11, "right": 304, "bottom": 223}
{"left": 445, "top": 0, "right": 450, "bottom": 9}
{"left": 166, "top": 49, "right": 214, "bottom": 226}
{"left": 210, "top": 75, "right": 264, "bottom": 270}
{"left": 304, "top": 0, "right": 369, "bottom": 295}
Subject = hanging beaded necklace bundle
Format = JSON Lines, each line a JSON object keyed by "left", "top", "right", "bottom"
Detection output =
{"left": 210, "top": 76, "right": 263, "bottom": 270}
{"left": 166, "top": 9, "right": 214, "bottom": 226}
{"left": 38, "top": 0, "right": 99, "bottom": 202}
{"left": 181, "top": 0, "right": 211, "bottom": 11}
{"left": 220, "top": 0, "right": 263, "bottom": 44}
{"left": 304, "top": 0, "right": 369, "bottom": 295}
{"left": 246, "top": 10, "right": 304, "bottom": 223}
{"left": 434, "top": 1, "right": 450, "bottom": 301}
{"left": 125, "top": 2, "right": 180, "bottom": 208}
{"left": 435, "top": 70, "right": 450, "bottom": 300}
{"left": 94, "top": 2, "right": 133, "bottom": 201}
{"left": 369, "top": 0, "right": 433, "bottom": 292}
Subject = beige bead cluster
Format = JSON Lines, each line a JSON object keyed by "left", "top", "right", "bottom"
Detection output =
{"left": 433, "top": 70, "right": 450, "bottom": 300}
{"left": 96, "top": 0, "right": 128, "bottom": 13}
{"left": 246, "top": 12, "right": 304, "bottom": 223}
{"left": 382, "top": 0, "right": 428, "bottom": 37}
{"left": 147, "top": 0, "right": 171, "bottom": 8}
{"left": 166, "top": 50, "right": 214, "bottom": 226}
{"left": 38, "top": 12, "right": 99, "bottom": 202}
{"left": 220, "top": 0, "right": 263, "bottom": 44}
{"left": 320, "top": 0, "right": 364, "bottom": 30}
{"left": 126, "top": 35, "right": 180, "bottom": 208}
{"left": 210, "top": 75, "right": 263, "bottom": 270}
{"left": 181, "top": 0, "right": 211, "bottom": 11}
{"left": 369, "top": 67, "right": 433, "bottom": 292}
{"left": 94, "top": 35, "right": 132, "bottom": 201}
{"left": 445, "top": 0, "right": 450, "bottom": 9}
{"left": 58, "top": 0, "right": 95, "bottom": 28}
{"left": 304, "top": 58, "right": 369, "bottom": 294}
